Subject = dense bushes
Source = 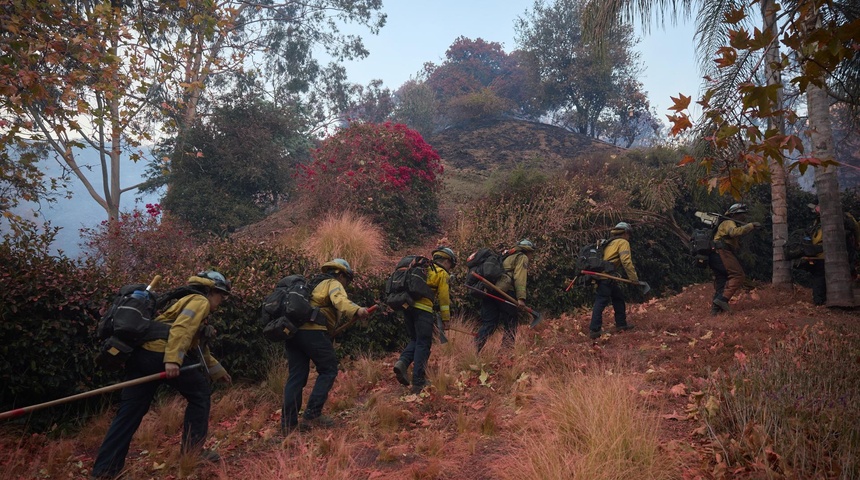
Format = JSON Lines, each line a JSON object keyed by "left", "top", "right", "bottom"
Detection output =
{"left": 0, "top": 223, "right": 111, "bottom": 427}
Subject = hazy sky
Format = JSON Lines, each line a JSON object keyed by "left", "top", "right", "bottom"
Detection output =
{"left": 341, "top": 1, "right": 701, "bottom": 116}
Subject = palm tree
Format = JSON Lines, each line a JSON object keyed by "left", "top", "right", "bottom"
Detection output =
{"left": 584, "top": 0, "right": 792, "bottom": 285}
{"left": 803, "top": 2, "right": 855, "bottom": 306}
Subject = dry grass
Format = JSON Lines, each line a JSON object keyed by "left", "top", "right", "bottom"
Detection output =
{"left": 495, "top": 366, "right": 678, "bottom": 480}
{"left": 302, "top": 210, "right": 387, "bottom": 273}
{"left": 350, "top": 353, "right": 385, "bottom": 386}
{"left": 262, "top": 346, "right": 289, "bottom": 401}
{"left": 702, "top": 326, "right": 860, "bottom": 478}
{"left": 362, "top": 391, "right": 412, "bottom": 434}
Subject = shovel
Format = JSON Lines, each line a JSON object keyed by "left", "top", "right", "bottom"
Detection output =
{"left": 581, "top": 270, "right": 651, "bottom": 294}
{"left": 470, "top": 273, "right": 545, "bottom": 328}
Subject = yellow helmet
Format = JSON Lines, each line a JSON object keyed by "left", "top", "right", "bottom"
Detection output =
{"left": 432, "top": 246, "right": 457, "bottom": 267}
{"left": 321, "top": 258, "right": 354, "bottom": 280}
{"left": 516, "top": 239, "right": 535, "bottom": 252}
{"left": 188, "top": 270, "right": 231, "bottom": 295}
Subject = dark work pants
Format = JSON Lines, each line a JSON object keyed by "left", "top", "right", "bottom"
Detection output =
{"left": 398, "top": 308, "right": 435, "bottom": 386}
{"left": 590, "top": 279, "right": 627, "bottom": 333}
{"left": 282, "top": 329, "right": 338, "bottom": 429}
{"left": 709, "top": 251, "right": 728, "bottom": 300}
{"left": 810, "top": 259, "right": 826, "bottom": 305}
{"left": 717, "top": 249, "right": 745, "bottom": 301}
{"left": 92, "top": 349, "right": 211, "bottom": 478}
{"left": 476, "top": 294, "right": 518, "bottom": 352}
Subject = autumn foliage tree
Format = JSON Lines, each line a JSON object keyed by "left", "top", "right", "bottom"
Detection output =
{"left": 298, "top": 122, "right": 444, "bottom": 247}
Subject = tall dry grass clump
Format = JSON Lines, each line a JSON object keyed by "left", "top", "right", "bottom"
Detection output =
{"left": 302, "top": 211, "right": 386, "bottom": 273}
{"left": 496, "top": 369, "right": 677, "bottom": 480}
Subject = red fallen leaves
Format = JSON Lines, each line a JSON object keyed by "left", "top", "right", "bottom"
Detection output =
{"left": 734, "top": 350, "right": 748, "bottom": 367}
{"left": 669, "top": 383, "right": 688, "bottom": 397}
{"left": 662, "top": 411, "right": 688, "bottom": 421}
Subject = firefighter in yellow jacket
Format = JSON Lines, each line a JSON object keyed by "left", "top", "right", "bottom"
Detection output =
{"left": 476, "top": 240, "right": 534, "bottom": 352}
{"left": 589, "top": 222, "right": 638, "bottom": 339}
{"left": 281, "top": 259, "right": 370, "bottom": 433}
{"left": 712, "top": 203, "right": 761, "bottom": 313}
{"left": 807, "top": 203, "right": 860, "bottom": 305}
{"left": 393, "top": 247, "right": 455, "bottom": 393}
{"left": 92, "top": 271, "right": 233, "bottom": 478}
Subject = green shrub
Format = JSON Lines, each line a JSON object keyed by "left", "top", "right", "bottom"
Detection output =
{"left": 0, "top": 222, "right": 112, "bottom": 428}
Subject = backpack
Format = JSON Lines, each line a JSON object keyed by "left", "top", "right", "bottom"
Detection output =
{"left": 259, "top": 274, "right": 321, "bottom": 342}
{"left": 575, "top": 239, "right": 616, "bottom": 275}
{"left": 690, "top": 227, "right": 716, "bottom": 268}
{"left": 95, "top": 283, "right": 172, "bottom": 370}
{"left": 384, "top": 255, "right": 436, "bottom": 311}
{"left": 463, "top": 248, "right": 508, "bottom": 296}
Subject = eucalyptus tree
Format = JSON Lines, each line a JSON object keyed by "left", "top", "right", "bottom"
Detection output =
{"left": 392, "top": 80, "right": 440, "bottom": 138}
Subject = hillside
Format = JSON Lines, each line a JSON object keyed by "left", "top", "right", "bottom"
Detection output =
{"left": 426, "top": 118, "right": 623, "bottom": 172}
{"left": 238, "top": 118, "right": 622, "bottom": 240}
{"left": 3, "top": 283, "right": 857, "bottom": 479}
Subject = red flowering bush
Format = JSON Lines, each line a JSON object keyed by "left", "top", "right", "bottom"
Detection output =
{"left": 299, "top": 122, "right": 444, "bottom": 247}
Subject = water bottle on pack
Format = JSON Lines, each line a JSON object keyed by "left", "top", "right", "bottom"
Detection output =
{"left": 131, "top": 290, "right": 149, "bottom": 300}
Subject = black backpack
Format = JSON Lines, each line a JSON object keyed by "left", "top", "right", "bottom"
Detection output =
{"left": 384, "top": 255, "right": 437, "bottom": 310}
{"left": 259, "top": 274, "right": 322, "bottom": 342}
{"left": 95, "top": 283, "right": 172, "bottom": 370}
{"left": 575, "top": 239, "right": 616, "bottom": 274}
{"left": 690, "top": 227, "right": 716, "bottom": 268}
{"left": 463, "top": 248, "right": 508, "bottom": 296}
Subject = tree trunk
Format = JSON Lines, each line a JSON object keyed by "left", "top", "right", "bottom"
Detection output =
{"left": 762, "top": 0, "right": 791, "bottom": 285}
{"left": 808, "top": 83, "right": 854, "bottom": 307}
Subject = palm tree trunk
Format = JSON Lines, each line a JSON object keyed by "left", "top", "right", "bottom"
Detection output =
{"left": 762, "top": 0, "right": 790, "bottom": 285}
{"left": 808, "top": 83, "right": 854, "bottom": 306}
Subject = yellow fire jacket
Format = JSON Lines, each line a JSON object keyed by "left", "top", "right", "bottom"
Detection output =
{"left": 714, "top": 219, "right": 755, "bottom": 252}
{"left": 495, "top": 250, "right": 529, "bottom": 300}
{"left": 603, "top": 237, "right": 638, "bottom": 282}
{"left": 141, "top": 294, "right": 228, "bottom": 381}
{"left": 302, "top": 277, "right": 361, "bottom": 334}
{"left": 412, "top": 263, "right": 451, "bottom": 322}
{"left": 811, "top": 212, "right": 860, "bottom": 260}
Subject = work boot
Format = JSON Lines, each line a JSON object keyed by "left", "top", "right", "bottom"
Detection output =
{"left": 300, "top": 414, "right": 335, "bottom": 431}
{"left": 393, "top": 360, "right": 410, "bottom": 386}
{"left": 281, "top": 422, "right": 299, "bottom": 436}
{"left": 615, "top": 324, "right": 634, "bottom": 333}
{"left": 709, "top": 305, "right": 721, "bottom": 316}
{"left": 589, "top": 330, "right": 602, "bottom": 340}
{"left": 712, "top": 296, "right": 732, "bottom": 313}
{"left": 411, "top": 380, "right": 428, "bottom": 394}
{"left": 200, "top": 449, "right": 221, "bottom": 463}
